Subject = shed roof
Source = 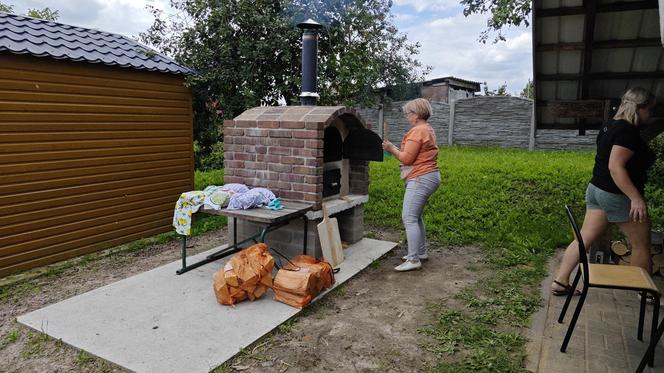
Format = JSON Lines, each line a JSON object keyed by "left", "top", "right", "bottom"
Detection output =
{"left": 0, "top": 12, "right": 192, "bottom": 75}
{"left": 533, "top": 0, "right": 664, "bottom": 130}
{"left": 422, "top": 76, "right": 482, "bottom": 91}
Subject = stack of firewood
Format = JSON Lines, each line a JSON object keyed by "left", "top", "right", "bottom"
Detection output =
{"left": 272, "top": 255, "right": 335, "bottom": 309}
{"left": 611, "top": 232, "right": 664, "bottom": 275}
{"left": 213, "top": 243, "right": 274, "bottom": 305}
{"left": 212, "top": 247, "right": 335, "bottom": 308}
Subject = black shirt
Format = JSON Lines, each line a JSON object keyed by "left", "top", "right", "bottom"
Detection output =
{"left": 590, "top": 119, "right": 655, "bottom": 195}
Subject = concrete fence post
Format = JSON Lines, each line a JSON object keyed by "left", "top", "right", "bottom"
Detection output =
{"left": 378, "top": 104, "right": 384, "bottom": 140}
{"left": 448, "top": 100, "right": 455, "bottom": 146}
{"left": 528, "top": 99, "right": 536, "bottom": 151}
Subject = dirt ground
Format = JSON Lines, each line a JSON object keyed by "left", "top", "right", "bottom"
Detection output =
{"left": 0, "top": 226, "right": 486, "bottom": 373}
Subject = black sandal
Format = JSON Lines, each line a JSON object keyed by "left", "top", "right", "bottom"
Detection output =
{"left": 551, "top": 280, "right": 581, "bottom": 296}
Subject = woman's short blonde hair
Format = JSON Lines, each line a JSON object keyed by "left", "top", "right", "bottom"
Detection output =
{"left": 614, "top": 87, "right": 655, "bottom": 126}
{"left": 402, "top": 98, "right": 433, "bottom": 120}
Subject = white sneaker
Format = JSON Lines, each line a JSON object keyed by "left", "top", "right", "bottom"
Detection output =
{"left": 394, "top": 260, "right": 422, "bottom": 272}
{"left": 402, "top": 253, "right": 429, "bottom": 261}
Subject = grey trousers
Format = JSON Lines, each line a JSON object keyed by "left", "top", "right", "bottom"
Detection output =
{"left": 402, "top": 170, "right": 441, "bottom": 260}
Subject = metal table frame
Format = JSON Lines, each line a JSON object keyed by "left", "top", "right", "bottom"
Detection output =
{"left": 176, "top": 202, "right": 312, "bottom": 275}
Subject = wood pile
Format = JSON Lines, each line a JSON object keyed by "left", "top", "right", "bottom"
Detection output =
{"left": 213, "top": 243, "right": 274, "bottom": 305}
{"left": 273, "top": 255, "right": 335, "bottom": 309}
{"left": 611, "top": 240, "right": 664, "bottom": 275}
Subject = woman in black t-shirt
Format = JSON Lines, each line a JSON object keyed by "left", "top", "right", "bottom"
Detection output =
{"left": 552, "top": 87, "right": 657, "bottom": 296}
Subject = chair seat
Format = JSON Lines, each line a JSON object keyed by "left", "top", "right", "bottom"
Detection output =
{"left": 588, "top": 264, "right": 660, "bottom": 293}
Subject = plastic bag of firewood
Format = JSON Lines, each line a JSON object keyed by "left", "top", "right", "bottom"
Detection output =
{"left": 272, "top": 269, "right": 318, "bottom": 308}
{"left": 273, "top": 255, "right": 335, "bottom": 309}
{"left": 283, "top": 255, "right": 335, "bottom": 293}
{"left": 213, "top": 243, "right": 274, "bottom": 306}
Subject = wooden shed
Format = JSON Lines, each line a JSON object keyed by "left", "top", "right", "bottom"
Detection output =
{"left": 0, "top": 13, "right": 194, "bottom": 276}
{"left": 533, "top": 0, "right": 664, "bottom": 144}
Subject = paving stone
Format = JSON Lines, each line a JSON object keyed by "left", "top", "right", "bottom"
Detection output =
{"left": 531, "top": 273, "right": 664, "bottom": 373}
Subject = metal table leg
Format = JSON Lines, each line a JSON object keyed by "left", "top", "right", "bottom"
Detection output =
{"left": 303, "top": 215, "right": 308, "bottom": 256}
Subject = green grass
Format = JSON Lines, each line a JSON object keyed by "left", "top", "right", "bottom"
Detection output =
{"left": 0, "top": 329, "right": 20, "bottom": 350}
{"left": 367, "top": 146, "right": 597, "bottom": 372}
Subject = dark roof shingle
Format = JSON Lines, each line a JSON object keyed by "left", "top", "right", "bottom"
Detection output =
{"left": 0, "top": 12, "right": 193, "bottom": 75}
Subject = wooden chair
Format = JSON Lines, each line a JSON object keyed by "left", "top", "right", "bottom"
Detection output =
{"left": 559, "top": 205, "right": 660, "bottom": 368}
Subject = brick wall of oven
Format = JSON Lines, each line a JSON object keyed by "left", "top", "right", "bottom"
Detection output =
{"left": 223, "top": 106, "right": 370, "bottom": 209}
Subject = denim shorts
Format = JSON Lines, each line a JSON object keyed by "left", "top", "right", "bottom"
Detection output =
{"left": 585, "top": 183, "right": 630, "bottom": 223}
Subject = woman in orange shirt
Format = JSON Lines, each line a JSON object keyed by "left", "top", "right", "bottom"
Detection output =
{"left": 383, "top": 98, "right": 441, "bottom": 272}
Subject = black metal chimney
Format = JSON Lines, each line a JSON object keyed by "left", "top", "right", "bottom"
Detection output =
{"left": 297, "top": 19, "right": 322, "bottom": 106}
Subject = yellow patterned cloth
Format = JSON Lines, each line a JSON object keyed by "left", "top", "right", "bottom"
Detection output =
{"left": 172, "top": 191, "right": 206, "bottom": 236}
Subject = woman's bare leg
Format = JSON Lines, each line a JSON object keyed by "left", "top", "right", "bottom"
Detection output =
{"left": 552, "top": 209, "right": 609, "bottom": 290}
{"left": 618, "top": 219, "right": 652, "bottom": 273}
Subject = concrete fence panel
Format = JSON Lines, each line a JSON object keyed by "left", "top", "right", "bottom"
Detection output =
{"left": 452, "top": 96, "right": 533, "bottom": 149}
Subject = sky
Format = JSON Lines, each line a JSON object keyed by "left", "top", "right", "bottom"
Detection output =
{"left": 11, "top": 0, "right": 533, "bottom": 95}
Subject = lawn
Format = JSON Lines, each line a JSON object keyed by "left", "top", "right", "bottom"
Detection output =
{"left": 369, "top": 146, "right": 596, "bottom": 371}
{"left": 368, "top": 145, "right": 664, "bottom": 371}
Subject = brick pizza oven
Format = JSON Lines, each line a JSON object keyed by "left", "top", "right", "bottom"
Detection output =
{"left": 221, "top": 18, "right": 383, "bottom": 258}
{"left": 223, "top": 105, "right": 382, "bottom": 258}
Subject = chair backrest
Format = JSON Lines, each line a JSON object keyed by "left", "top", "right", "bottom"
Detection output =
{"left": 565, "top": 205, "right": 590, "bottom": 287}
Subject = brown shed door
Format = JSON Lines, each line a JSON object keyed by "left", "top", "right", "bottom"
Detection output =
{"left": 0, "top": 54, "right": 194, "bottom": 277}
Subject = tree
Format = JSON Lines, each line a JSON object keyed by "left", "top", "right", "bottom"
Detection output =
{"left": 140, "top": 0, "right": 428, "bottom": 167}
{"left": 26, "top": 7, "right": 59, "bottom": 21}
{"left": 460, "top": 0, "right": 531, "bottom": 43}
{"left": 0, "top": 3, "right": 13, "bottom": 13}
{"left": 0, "top": 2, "right": 59, "bottom": 21}
{"left": 520, "top": 79, "right": 534, "bottom": 99}
{"left": 482, "top": 82, "right": 510, "bottom": 96}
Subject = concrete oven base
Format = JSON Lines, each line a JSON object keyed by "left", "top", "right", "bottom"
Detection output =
{"left": 229, "top": 203, "right": 365, "bottom": 259}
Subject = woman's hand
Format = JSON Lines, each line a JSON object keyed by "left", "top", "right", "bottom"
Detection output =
{"left": 382, "top": 140, "right": 395, "bottom": 154}
{"left": 629, "top": 197, "right": 648, "bottom": 223}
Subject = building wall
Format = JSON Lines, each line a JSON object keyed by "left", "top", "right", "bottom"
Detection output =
{"left": 421, "top": 84, "right": 449, "bottom": 103}
{"left": 0, "top": 53, "right": 193, "bottom": 276}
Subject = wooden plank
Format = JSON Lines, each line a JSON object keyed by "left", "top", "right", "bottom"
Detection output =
{"left": 0, "top": 179, "right": 190, "bottom": 219}
{"left": 0, "top": 212, "right": 173, "bottom": 266}
{"left": 202, "top": 201, "right": 313, "bottom": 224}
{"left": 0, "top": 151, "right": 190, "bottom": 174}
{"left": 537, "top": 38, "right": 662, "bottom": 51}
{"left": 2, "top": 190, "right": 182, "bottom": 237}
{"left": 0, "top": 171, "right": 191, "bottom": 206}
{"left": 0, "top": 144, "right": 190, "bottom": 164}
{"left": 537, "top": 0, "right": 658, "bottom": 17}
{"left": 5, "top": 158, "right": 189, "bottom": 184}
{"left": 537, "top": 71, "right": 664, "bottom": 81}
{"left": 3, "top": 198, "right": 177, "bottom": 247}
{"left": 0, "top": 137, "right": 190, "bottom": 153}
{"left": 0, "top": 122, "right": 191, "bottom": 132}
{"left": 2, "top": 53, "right": 187, "bottom": 86}
{"left": 537, "top": 122, "right": 602, "bottom": 130}
{"left": 1, "top": 130, "right": 190, "bottom": 143}
{"left": 0, "top": 68, "right": 188, "bottom": 94}
{"left": 0, "top": 79, "right": 189, "bottom": 101}
{"left": 0, "top": 164, "right": 190, "bottom": 195}
{"left": 0, "top": 101, "right": 189, "bottom": 115}
{"left": 0, "top": 144, "right": 191, "bottom": 165}
{"left": 0, "top": 112, "right": 189, "bottom": 123}
{"left": 0, "top": 90, "right": 189, "bottom": 108}
{"left": 0, "top": 225, "right": 171, "bottom": 277}
{"left": 0, "top": 63, "right": 188, "bottom": 94}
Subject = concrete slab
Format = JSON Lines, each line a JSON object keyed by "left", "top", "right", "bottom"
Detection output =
{"left": 18, "top": 238, "right": 397, "bottom": 373}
